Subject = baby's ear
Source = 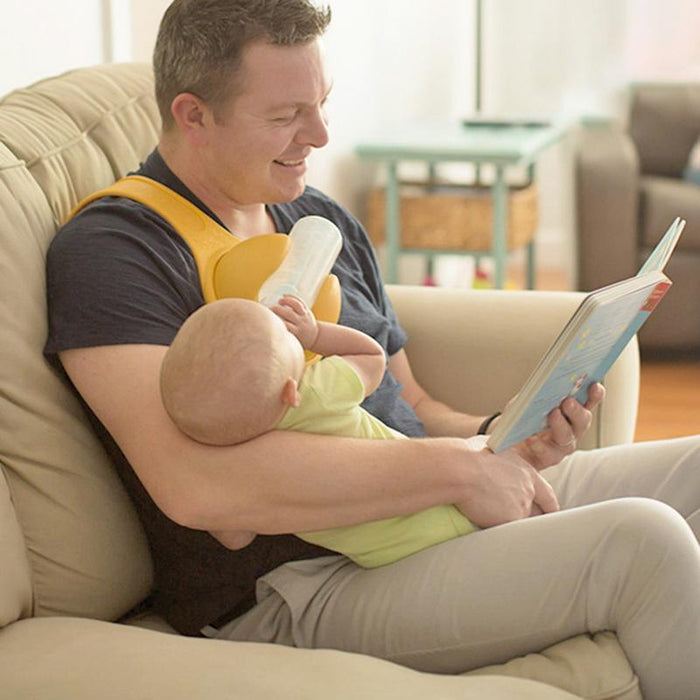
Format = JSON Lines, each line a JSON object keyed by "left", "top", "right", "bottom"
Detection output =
{"left": 281, "top": 378, "right": 301, "bottom": 408}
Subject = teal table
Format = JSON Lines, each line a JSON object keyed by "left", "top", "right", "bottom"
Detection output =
{"left": 356, "top": 120, "right": 569, "bottom": 288}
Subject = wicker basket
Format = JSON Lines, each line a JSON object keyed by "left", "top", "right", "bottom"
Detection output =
{"left": 366, "top": 182, "right": 538, "bottom": 252}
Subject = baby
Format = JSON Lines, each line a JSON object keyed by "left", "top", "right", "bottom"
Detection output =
{"left": 160, "top": 296, "right": 477, "bottom": 567}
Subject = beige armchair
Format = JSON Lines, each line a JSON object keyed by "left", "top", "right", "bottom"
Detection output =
{"left": 575, "top": 83, "right": 700, "bottom": 352}
{"left": 0, "top": 63, "right": 642, "bottom": 699}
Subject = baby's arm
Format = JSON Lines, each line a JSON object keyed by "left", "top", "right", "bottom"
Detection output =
{"left": 274, "top": 295, "right": 386, "bottom": 397}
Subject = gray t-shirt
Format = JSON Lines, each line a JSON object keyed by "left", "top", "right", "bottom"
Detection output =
{"left": 44, "top": 148, "right": 425, "bottom": 635}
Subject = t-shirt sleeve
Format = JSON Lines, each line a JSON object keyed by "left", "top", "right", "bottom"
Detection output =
{"left": 278, "top": 355, "right": 364, "bottom": 433}
{"left": 335, "top": 203, "right": 408, "bottom": 357}
{"left": 309, "top": 355, "right": 365, "bottom": 409}
{"left": 45, "top": 202, "right": 203, "bottom": 356}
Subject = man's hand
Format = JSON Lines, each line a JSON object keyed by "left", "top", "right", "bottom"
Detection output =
{"left": 513, "top": 382, "right": 606, "bottom": 470}
{"left": 455, "top": 436, "right": 559, "bottom": 528}
{"left": 272, "top": 294, "right": 319, "bottom": 349}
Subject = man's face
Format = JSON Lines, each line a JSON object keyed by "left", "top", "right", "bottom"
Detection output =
{"left": 205, "top": 38, "right": 332, "bottom": 207}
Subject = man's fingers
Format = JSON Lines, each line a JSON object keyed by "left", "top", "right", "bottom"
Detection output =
{"left": 548, "top": 407, "right": 577, "bottom": 447}
{"left": 584, "top": 381, "right": 606, "bottom": 410}
{"left": 532, "top": 471, "right": 559, "bottom": 514}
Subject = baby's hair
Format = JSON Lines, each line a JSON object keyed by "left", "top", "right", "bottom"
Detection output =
{"left": 161, "top": 298, "right": 294, "bottom": 445}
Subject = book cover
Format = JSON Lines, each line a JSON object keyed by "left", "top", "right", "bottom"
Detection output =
{"left": 487, "top": 218, "right": 685, "bottom": 453}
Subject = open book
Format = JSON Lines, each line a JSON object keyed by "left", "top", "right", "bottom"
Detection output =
{"left": 487, "top": 217, "right": 686, "bottom": 453}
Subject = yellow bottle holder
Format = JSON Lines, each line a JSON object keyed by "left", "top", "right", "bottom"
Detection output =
{"left": 68, "top": 175, "right": 341, "bottom": 363}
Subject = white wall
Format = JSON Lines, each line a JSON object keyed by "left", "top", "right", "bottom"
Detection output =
{"left": 0, "top": 0, "right": 104, "bottom": 95}
{"left": 3, "top": 1, "right": 699, "bottom": 285}
{"left": 127, "top": 0, "right": 170, "bottom": 62}
{"left": 310, "top": 0, "right": 475, "bottom": 211}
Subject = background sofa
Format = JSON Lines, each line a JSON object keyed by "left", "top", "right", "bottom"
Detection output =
{"left": 575, "top": 82, "right": 700, "bottom": 353}
{"left": 0, "top": 63, "right": 643, "bottom": 699}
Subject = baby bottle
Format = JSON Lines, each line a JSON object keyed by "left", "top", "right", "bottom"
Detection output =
{"left": 258, "top": 215, "right": 343, "bottom": 308}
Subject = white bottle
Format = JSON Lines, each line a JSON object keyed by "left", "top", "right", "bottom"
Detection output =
{"left": 258, "top": 215, "right": 343, "bottom": 308}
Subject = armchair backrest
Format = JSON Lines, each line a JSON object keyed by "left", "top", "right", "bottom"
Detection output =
{"left": 0, "top": 63, "right": 160, "bottom": 629}
{"left": 628, "top": 83, "right": 700, "bottom": 178}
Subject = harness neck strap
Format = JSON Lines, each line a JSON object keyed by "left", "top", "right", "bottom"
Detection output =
{"left": 68, "top": 174, "right": 342, "bottom": 334}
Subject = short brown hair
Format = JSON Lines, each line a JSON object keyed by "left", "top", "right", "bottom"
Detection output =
{"left": 153, "top": 0, "right": 331, "bottom": 130}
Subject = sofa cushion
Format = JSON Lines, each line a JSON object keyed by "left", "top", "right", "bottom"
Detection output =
{"left": 0, "top": 617, "right": 584, "bottom": 700}
{"left": 628, "top": 83, "right": 700, "bottom": 178}
{"left": 124, "top": 610, "right": 639, "bottom": 700}
{"left": 465, "top": 632, "right": 640, "bottom": 700}
{"left": 0, "top": 63, "right": 160, "bottom": 223}
{"left": 0, "top": 468, "right": 32, "bottom": 628}
{"left": 0, "top": 64, "right": 158, "bottom": 623}
{"left": 639, "top": 175, "right": 700, "bottom": 252}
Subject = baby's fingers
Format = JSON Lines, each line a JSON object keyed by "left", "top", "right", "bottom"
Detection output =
{"left": 277, "top": 294, "right": 307, "bottom": 315}
{"left": 271, "top": 303, "right": 299, "bottom": 324}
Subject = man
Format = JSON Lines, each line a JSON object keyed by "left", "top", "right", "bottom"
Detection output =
{"left": 45, "top": 2, "right": 700, "bottom": 698}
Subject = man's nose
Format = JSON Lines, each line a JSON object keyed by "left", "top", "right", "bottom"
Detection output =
{"left": 297, "top": 105, "right": 329, "bottom": 149}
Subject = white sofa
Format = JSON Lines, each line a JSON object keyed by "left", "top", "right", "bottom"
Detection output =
{"left": 0, "top": 63, "right": 643, "bottom": 699}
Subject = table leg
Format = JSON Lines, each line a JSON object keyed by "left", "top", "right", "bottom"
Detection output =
{"left": 526, "top": 163, "right": 536, "bottom": 289}
{"left": 385, "top": 161, "right": 400, "bottom": 284}
{"left": 492, "top": 165, "right": 508, "bottom": 289}
{"left": 427, "top": 161, "right": 438, "bottom": 187}
{"left": 526, "top": 239, "right": 536, "bottom": 289}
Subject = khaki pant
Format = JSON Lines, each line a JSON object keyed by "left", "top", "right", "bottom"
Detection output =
{"left": 216, "top": 436, "right": 700, "bottom": 700}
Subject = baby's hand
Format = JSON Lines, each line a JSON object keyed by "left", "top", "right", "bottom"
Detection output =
{"left": 272, "top": 295, "right": 319, "bottom": 349}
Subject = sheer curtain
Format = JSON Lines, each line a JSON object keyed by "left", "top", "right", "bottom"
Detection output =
{"left": 483, "top": 0, "right": 700, "bottom": 118}
{"left": 622, "top": 0, "right": 700, "bottom": 82}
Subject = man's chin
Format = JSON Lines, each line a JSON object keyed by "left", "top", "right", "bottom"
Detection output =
{"left": 270, "top": 178, "right": 306, "bottom": 204}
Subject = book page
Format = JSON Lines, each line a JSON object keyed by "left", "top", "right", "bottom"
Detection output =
{"left": 637, "top": 218, "right": 685, "bottom": 276}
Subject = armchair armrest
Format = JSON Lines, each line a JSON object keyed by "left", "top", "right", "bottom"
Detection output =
{"left": 575, "top": 124, "right": 640, "bottom": 291}
{"left": 387, "top": 286, "right": 639, "bottom": 450}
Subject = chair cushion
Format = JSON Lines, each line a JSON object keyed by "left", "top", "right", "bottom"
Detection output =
{"left": 465, "top": 632, "right": 640, "bottom": 700}
{"left": 639, "top": 175, "right": 700, "bottom": 252}
{"left": 124, "top": 609, "right": 639, "bottom": 700}
{"left": 0, "top": 64, "right": 158, "bottom": 624}
{"left": 683, "top": 136, "right": 700, "bottom": 184}
{"left": 0, "top": 617, "right": 584, "bottom": 700}
{"left": 0, "top": 468, "right": 32, "bottom": 628}
{"left": 628, "top": 83, "right": 700, "bottom": 178}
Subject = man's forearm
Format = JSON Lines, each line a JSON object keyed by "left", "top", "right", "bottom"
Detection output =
{"left": 156, "top": 430, "right": 474, "bottom": 535}
{"left": 414, "top": 393, "right": 491, "bottom": 438}
{"left": 388, "top": 349, "right": 498, "bottom": 439}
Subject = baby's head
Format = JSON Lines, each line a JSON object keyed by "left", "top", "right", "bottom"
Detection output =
{"left": 160, "top": 298, "right": 305, "bottom": 445}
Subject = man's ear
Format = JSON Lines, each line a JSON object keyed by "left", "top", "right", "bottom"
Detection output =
{"left": 280, "top": 378, "right": 301, "bottom": 408}
{"left": 170, "top": 93, "right": 212, "bottom": 146}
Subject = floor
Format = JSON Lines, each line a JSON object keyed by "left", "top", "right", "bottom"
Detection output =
{"left": 635, "top": 359, "right": 700, "bottom": 442}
